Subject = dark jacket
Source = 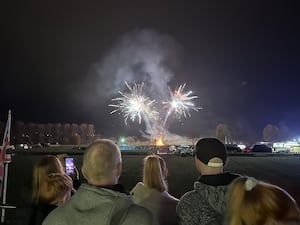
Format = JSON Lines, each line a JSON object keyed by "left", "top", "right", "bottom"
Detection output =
{"left": 28, "top": 203, "right": 57, "bottom": 225}
{"left": 176, "top": 172, "right": 240, "bottom": 225}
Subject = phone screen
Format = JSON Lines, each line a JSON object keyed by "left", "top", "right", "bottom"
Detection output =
{"left": 65, "top": 157, "right": 75, "bottom": 175}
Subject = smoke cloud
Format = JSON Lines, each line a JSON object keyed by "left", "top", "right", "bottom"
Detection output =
{"left": 78, "top": 29, "right": 202, "bottom": 142}
{"left": 92, "top": 29, "right": 182, "bottom": 100}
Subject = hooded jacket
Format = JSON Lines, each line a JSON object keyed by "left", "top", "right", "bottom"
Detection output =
{"left": 176, "top": 172, "right": 240, "bottom": 225}
{"left": 131, "top": 182, "right": 179, "bottom": 225}
{"left": 42, "top": 183, "right": 157, "bottom": 225}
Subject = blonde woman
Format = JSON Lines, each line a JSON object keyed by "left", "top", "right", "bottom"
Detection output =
{"left": 29, "top": 155, "right": 73, "bottom": 225}
{"left": 225, "top": 176, "right": 300, "bottom": 225}
{"left": 131, "top": 154, "right": 179, "bottom": 225}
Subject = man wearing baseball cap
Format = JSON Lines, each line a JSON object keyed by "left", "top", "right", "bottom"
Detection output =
{"left": 176, "top": 138, "right": 240, "bottom": 225}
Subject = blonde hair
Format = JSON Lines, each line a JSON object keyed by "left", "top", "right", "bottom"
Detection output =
{"left": 82, "top": 139, "right": 121, "bottom": 182}
{"left": 226, "top": 177, "right": 300, "bottom": 225}
{"left": 143, "top": 155, "right": 168, "bottom": 192}
{"left": 32, "top": 155, "right": 73, "bottom": 205}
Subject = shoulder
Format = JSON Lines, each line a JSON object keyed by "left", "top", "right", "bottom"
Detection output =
{"left": 128, "top": 203, "right": 152, "bottom": 216}
{"left": 42, "top": 205, "right": 66, "bottom": 225}
{"left": 131, "top": 182, "right": 145, "bottom": 193}
{"left": 122, "top": 204, "right": 158, "bottom": 225}
{"left": 131, "top": 182, "right": 144, "bottom": 189}
{"left": 179, "top": 189, "right": 198, "bottom": 202}
{"left": 161, "top": 191, "right": 179, "bottom": 204}
{"left": 28, "top": 204, "right": 57, "bottom": 225}
{"left": 32, "top": 203, "right": 57, "bottom": 215}
{"left": 177, "top": 190, "right": 198, "bottom": 212}
{"left": 131, "top": 183, "right": 161, "bottom": 202}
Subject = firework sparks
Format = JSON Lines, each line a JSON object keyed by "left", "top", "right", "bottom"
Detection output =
{"left": 110, "top": 81, "right": 201, "bottom": 141}
{"left": 109, "top": 82, "right": 157, "bottom": 124}
{"left": 164, "top": 83, "right": 201, "bottom": 118}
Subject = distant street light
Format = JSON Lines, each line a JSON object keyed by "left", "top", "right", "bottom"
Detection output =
{"left": 119, "top": 137, "right": 126, "bottom": 145}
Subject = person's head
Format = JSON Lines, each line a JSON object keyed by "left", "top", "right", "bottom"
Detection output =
{"left": 143, "top": 154, "right": 168, "bottom": 192}
{"left": 81, "top": 139, "right": 122, "bottom": 186}
{"left": 32, "top": 155, "right": 73, "bottom": 205}
{"left": 226, "top": 176, "right": 300, "bottom": 225}
{"left": 194, "top": 138, "right": 227, "bottom": 175}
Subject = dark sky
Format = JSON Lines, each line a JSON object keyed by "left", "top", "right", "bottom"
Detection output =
{"left": 1, "top": 1, "right": 300, "bottom": 141}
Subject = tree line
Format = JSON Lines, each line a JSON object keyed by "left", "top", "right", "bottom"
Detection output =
{"left": 0, "top": 120, "right": 294, "bottom": 146}
{"left": 0, "top": 121, "right": 96, "bottom": 145}
{"left": 215, "top": 123, "right": 294, "bottom": 144}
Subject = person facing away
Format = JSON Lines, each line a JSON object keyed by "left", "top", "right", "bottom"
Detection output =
{"left": 131, "top": 154, "right": 179, "bottom": 225}
{"left": 28, "top": 155, "right": 73, "bottom": 225}
{"left": 43, "top": 139, "right": 158, "bottom": 225}
{"left": 225, "top": 176, "right": 300, "bottom": 225}
{"left": 176, "top": 138, "right": 240, "bottom": 225}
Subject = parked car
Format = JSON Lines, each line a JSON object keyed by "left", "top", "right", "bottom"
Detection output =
{"left": 156, "top": 146, "right": 172, "bottom": 155}
{"left": 225, "top": 144, "right": 242, "bottom": 153}
{"left": 242, "top": 146, "right": 252, "bottom": 153}
{"left": 169, "top": 145, "right": 177, "bottom": 153}
{"left": 177, "top": 145, "right": 194, "bottom": 156}
{"left": 252, "top": 144, "right": 272, "bottom": 153}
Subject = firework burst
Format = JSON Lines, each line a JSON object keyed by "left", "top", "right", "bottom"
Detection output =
{"left": 164, "top": 83, "right": 202, "bottom": 118}
{"left": 109, "top": 82, "right": 157, "bottom": 124}
{"left": 110, "top": 81, "right": 201, "bottom": 142}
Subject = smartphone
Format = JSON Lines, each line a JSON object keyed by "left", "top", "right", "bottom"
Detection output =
{"left": 65, "top": 157, "right": 75, "bottom": 175}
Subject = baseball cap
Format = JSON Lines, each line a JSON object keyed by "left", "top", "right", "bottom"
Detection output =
{"left": 195, "top": 138, "right": 227, "bottom": 167}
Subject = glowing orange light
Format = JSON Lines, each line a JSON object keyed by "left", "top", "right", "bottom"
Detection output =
{"left": 156, "top": 137, "right": 164, "bottom": 146}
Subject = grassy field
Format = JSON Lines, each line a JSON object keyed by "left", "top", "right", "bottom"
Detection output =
{"left": 3, "top": 147, "right": 300, "bottom": 223}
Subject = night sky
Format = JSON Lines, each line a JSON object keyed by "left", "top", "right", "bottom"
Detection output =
{"left": 1, "top": 1, "right": 300, "bottom": 141}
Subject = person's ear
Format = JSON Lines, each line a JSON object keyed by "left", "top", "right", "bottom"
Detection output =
{"left": 42, "top": 182, "right": 55, "bottom": 200}
{"left": 224, "top": 158, "right": 228, "bottom": 167}
{"left": 81, "top": 167, "right": 88, "bottom": 180}
{"left": 163, "top": 167, "right": 168, "bottom": 179}
{"left": 194, "top": 157, "right": 201, "bottom": 171}
{"left": 47, "top": 183, "right": 53, "bottom": 192}
{"left": 116, "top": 161, "right": 122, "bottom": 178}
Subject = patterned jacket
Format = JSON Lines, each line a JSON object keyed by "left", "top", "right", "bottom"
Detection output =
{"left": 176, "top": 172, "right": 240, "bottom": 225}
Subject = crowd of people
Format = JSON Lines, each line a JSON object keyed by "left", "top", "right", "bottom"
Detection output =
{"left": 24, "top": 138, "right": 300, "bottom": 225}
